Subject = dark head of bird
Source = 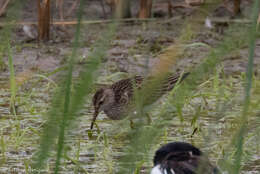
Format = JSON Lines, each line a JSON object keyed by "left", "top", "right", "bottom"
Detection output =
{"left": 91, "top": 88, "right": 115, "bottom": 129}
{"left": 151, "top": 142, "right": 219, "bottom": 174}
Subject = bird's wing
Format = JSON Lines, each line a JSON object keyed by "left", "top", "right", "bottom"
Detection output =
{"left": 111, "top": 75, "right": 143, "bottom": 104}
{"left": 165, "top": 153, "right": 217, "bottom": 174}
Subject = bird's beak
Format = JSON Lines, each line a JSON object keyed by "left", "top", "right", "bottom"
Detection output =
{"left": 90, "top": 109, "right": 99, "bottom": 130}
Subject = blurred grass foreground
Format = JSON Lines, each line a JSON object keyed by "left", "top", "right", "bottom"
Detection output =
{"left": 0, "top": 0, "right": 259, "bottom": 174}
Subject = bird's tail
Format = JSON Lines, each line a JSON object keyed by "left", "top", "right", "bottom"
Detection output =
{"left": 164, "top": 72, "right": 190, "bottom": 91}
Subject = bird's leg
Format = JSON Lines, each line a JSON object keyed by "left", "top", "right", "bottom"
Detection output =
{"left": 129, "top": 119, "right": 134, "bottom": 129}
{"left": 191, "top": 127, "right": 198, "bottom": 137}
{"left": 146, "top": 113, "right": 152, "bottom": 125}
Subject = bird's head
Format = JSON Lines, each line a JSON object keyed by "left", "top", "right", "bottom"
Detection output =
{"left": 91, "top": 88, "right": 115, "bottom": 129}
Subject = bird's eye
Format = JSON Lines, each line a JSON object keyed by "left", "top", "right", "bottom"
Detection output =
{"left": 99, "top": 100, "right": 104, "bottom": 105}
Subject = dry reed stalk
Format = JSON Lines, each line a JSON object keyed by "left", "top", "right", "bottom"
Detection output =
{"left": 56, "top": 0, "right": 64, "bottom": 21}
{"left": 38, "top": 0, "right": 51, "bottom": 41}
{"left": 67, "top": 0, "right": 79, "bottom": 18}
{"left": 233, "top": 0, "right": 241, "bottom": 15}
{"left": 151, "top": 0, "right": 213, "bottom": 78}
{"left": 114, "top": 0, "right": 131, "bottom": 18}
{"left": 0, "top": 0, "right": 10, "bottom": 17}
{"left": 185, "top": 0, "right": 204, "bottom": 6}
{"left": 105, "top": 0, "right": 117, "bottom": 12}
{"left": 138, "top": 0, "right": 153, "bottom": 18}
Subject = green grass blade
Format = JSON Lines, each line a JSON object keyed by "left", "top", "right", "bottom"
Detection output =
{"left": 54, "top": 0, "right": 86, "bottom": 173}
{"left": 0, "top": 1, "right": 22, "bottom": 71}
{"left": 233, "top": 1, "right": 259, "bottom": 173}
{"left": 32, "top": 9, "right": 117, "bottom": 174}
{"left": 0, "top": 1, "right": 23, "bottom": 114}
{"left": 7, "top": 42, "right": 16, "bottom": 115}
{"left": 115, "top": 12, "right": 251, "bottom": 174}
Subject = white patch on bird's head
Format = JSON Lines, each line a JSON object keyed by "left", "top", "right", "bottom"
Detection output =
{"left": 151, "top": 165, "right": 176, "bottom": 174}
{"left": 151, "top": 165, "right": 163, "bottom": 174}
{"left": 189, "top": 151, "right": 193, "bottom": 156}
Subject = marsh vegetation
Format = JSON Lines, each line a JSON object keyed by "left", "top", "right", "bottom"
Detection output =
{"left": 0, "top": 0, "right": 259, "bottom": 173}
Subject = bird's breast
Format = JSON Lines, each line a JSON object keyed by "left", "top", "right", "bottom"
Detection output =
{"left": 104, "top": 106, "right": 126, "bottom": 120}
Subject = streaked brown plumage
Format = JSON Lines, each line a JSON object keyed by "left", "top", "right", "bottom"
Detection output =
{"left": 91, "top": 72, "right": 189, "bottom": 129}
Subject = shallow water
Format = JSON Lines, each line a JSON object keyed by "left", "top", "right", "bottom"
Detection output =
{"left": 1, "top": 10, "right": 260, "bottom": 172}
{"left": 0, "top": 74, "right": 259, "bottom": 174}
